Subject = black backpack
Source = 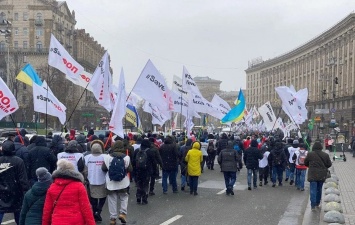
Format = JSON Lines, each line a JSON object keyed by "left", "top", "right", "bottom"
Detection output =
{"left": 108, "top": 156, "right": 126, "bottom": 181}
{"left": 136, "top": 148, "right": 148, "bottom": 170}
{"left": 273, "top": 152, "right": 282, "bottom": 166}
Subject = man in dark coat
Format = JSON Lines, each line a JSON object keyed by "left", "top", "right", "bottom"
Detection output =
{"left": 304, "top": 141, "right": 332, "bottom": 210}
{"left": 148, "top": 137, "right": 162, "bottom": 195}
{"left": 0, "top": 140, "right": 29, "bottom": 224}
{"left": 48, "top": 134, "right": 65, "bottom": 156}
{"left": 28, "top": 136, "right": 57, "bottom": 186}
{"left": 159, "top": 136, "right": 179, "bottom": 194}
{"left": 216, "top": 133, "right": 229, "bottom": 156}
{"left": 243, "top": 140, "right": 263, "bottom": 190}
{"left": 180, "top": 139, "right": 193, "bottom": 191}
{"left": 14, "top": 136, "right": 30, "bottom": 174}
{"left": 218, "top": 141, "right": 243, "bottom": 195}
{"left": 268, "top": 141, "right": 287, "bottom": 187}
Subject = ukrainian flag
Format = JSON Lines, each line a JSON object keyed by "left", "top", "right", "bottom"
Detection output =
{"left": 221, "top": 89, "right": 245, "bottom": 124}
{"left": 16, "top": 64, "right": 43, "bottom": 86}
{"left": 125, "top": 104, "right": 140, "bottom": 127}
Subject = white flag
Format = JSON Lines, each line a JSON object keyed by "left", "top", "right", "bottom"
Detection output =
{"left": 258, "top": 101, "right": 277, "bottom": 131}
{"left": 66, "top": 71, "right": 94, "bottom": 92}
{"left": 133, "top": 60, "right": 173, "bottom": 112}
{"left": 109, "top": 68, "right": 126, "bottom": 139}
{"left": 184, "top": 116, "right": 194, "bottom": 138}
{"left": 41, "top": 80, "right": 54, "bottom": 95}
{"left": 211, "top": 94, "right": 231, "bottom": 117}
{"left": 48, "top": 34, "right": 84, "bottom": 81}
{"left": 170, "top": 91, "right": 200, "bottom": 118}
{"left": 142, "top": 101, "right": 169, "bottom": 126}
{"left": 172, "top": 75, "right": 188, "bottom": 98}
{"left": 32, "top": 81, "right": 66, "bottom": 124}
{"left": 252, "top": 105, "right": 260, "bottom": 119}
{"left": 0, "top": 77, "right": 19, "bottom": 120}
{"left": 90, "top": 51, "right": 113, "bottom": 112}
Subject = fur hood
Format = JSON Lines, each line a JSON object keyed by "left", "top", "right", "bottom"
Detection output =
{"left": 52, "top": 168, "right": 84, "bottom": 183}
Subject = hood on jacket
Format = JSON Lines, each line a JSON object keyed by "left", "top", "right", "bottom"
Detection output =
{"left": 111, "top": 140, "right": 125, "bottom": 153}
{"left": 312, "top": 141, "right": 323, "bottom": 151}
{"left": 69, "top": 129, "right": 76, "bottom": 140}
{"left": 227, "top": 140, "right": 234, "bottom": 148}
{"left": 90, "top": 139, "right": 104, "bottom": 154}
{"left": 52, "top": 168, "right": 84, "bottom": 183}
{"left": 20, "top": 128, "right": 27, "bottom": 136}
{"left": 164, "top": 136, "right": 173, "bottom": 145}
{"left": 75, "top": 134, "right": 86, "bottom": 144}
{"left": 1, "top": 140, "right": 15, "bottom": 156}
{"left": 34, "top": 136, "right": 47, "bottom": 147}
{"left": 14, "top": 135, "right": 24, "bottom": 143}
{"left": 275, "top": 141, "right": 284, "bottom": 151}
{"left": 65, "top": 140, "right": 79, "bottom": 153}
{"left": 52, "top": 135, "right": 63, "bottom": 145}
{"left": 31, "top": 180, "right": 52, "bottom": 196}
{"left": 98, "top": 134, "right": 105, "bottom": 142}
{"left": 192, "top": 141, "right": 201, "bottom": 150}
{"left": 250, "top": 139, "right": 258, "bottom": 147}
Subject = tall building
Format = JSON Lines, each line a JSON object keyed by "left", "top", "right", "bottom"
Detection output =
{"left": 245, "top": 13, "right": 355, "bottom": 137}
{"left": 0, "top": 0, "right": 107, "bottom": 130}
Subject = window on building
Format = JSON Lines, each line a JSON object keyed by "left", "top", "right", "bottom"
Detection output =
{"left": 14, "top": 13, "right": 18, "bottom": 21}
{"left": 23, "top": 41, "right": 28, "bottom": 49}
{"left": 23, "top": 12, "right": 28, "bottom": 21}
{"left": 23, "top": 27, "right": 28, "bottom": 36}
{"left": 0, "top": 41, "right": 5, "bottom": 51}
{"left": 36, "top": 12, "right": 42, "bottom": 20}
{"left": 35, "top": 27, "right": 43, "bottom": 36}
{"left": 14, "top": 41, "right": 18, "bottom": 49}
{"left": 0, "top": 12, "right": 6, "bottom": 21}
{"left": 14, "top": 27, "right": 18, "bottom": 35}
{"left": 36, "top": 41, "right": 42, "bottom": 52}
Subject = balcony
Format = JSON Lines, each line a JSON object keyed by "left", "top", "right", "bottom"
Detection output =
{"left": 34, "top": 19, "right": 43, "bottom": 26}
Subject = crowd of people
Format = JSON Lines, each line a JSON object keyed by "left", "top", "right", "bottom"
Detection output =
{"left": 0, "top": 128, "right": 332, "bottom": 225}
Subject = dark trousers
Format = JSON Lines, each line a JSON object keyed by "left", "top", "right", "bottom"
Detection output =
{"left": 0, "top": 211, "right": 20, "bottom": 224}
{"left": 189, "top": 176, "right": 199, "bottom": 193}
{"left": 272, "top": 166, "right": 284, "bottom": 184}
{"left": 201, "top": 156, "right": 207, "bottom": 172}
{"left": 149, "top": 175, "right": 156, "bottom": 192}
{"left": 136, "top": 176, "right": 150, "bottom": 200}
{"left": 89, "top": 197, "right": 107, "bottom": 214}
{"left": 223, "top": 171, "right": 237, "bottom": 189}
{"left": 207, "top": 153, "right": 216, "bottom": 169}
{"left": 259, "top": 166, "right": 269, "bottom": 183}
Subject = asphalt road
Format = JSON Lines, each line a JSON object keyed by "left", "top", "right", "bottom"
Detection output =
{"left": 2, "top": 164, "right": 309, "bottom": 225}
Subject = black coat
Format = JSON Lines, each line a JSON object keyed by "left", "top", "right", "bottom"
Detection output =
{"left": 216, "top": 139, "right": 228, "bottom": 155}
{"left": 218, "top": 148, "right": 242, "bottom": 172}
{"left": 14, "top": 142, "right": 29, "bottom": 172}
{"left": 269, "top": 147, "right": 287, "bottom": 168}
{"left": 243, "top": 147, "right": 263, "bottom": 169}
{"left": 159, "top": 139, "right": 179, "bottom": 171}
{"left": 28, "top": 145, "right": 57, "bottom": 180}
{"left": 133, "top": 147, "right": 156, "bottom": 178}
{"left": 0, "top": 155, "right": 29, "bottom": 213}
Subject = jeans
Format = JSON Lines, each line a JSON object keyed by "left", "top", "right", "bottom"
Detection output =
{"left": 247, "top": 169, "right": 258, "bottom": 187}
{"left": 207, "top": 153, "right": 216, "bottom": 169}
{"left": 286, "top": 163, "right": 295, "bottom": 181}
{"left": 162, "top": 169, "right": 178, "bottom": 192}
{"left": 223, "top": 171, "right": 237, "bottom": 189}
{"left": 310, "top": 181, "right": 324, "bottom": 207}
{"left": 0, "top": 211, "right": 20, "bottom": 225}
{"left": 272, "top": 166, "right": 284, "bottom": 184}
{"left": 295, "top": 169, "right": 307, "bottom": 190}
{"left": 189, "top": 176, "right": 199, "bottom": 193}
{"left": 181, "top": 174, "right": 187, "bottom": 188}
{"left": 107, "top": 191, "right": 128, "bottom": 219}
{"left": 259, "top": 166, "right": 269, "bottom": 183}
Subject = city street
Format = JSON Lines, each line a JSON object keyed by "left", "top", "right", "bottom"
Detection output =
{"left": 2, "top": 162, "right": 309, "bottom": 225}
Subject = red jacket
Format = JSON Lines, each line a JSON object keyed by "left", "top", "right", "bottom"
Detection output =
{"left": 42, "top": 170, "right": 95, "bottom": 225}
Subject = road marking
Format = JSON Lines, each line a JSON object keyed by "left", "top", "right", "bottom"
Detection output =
{"left": 159, "top": 215, "right": 183, "bottom": 225}
{"left": 2, "top": 219, "right": 15, "bottom": 224}
{"left": 217, "top": 189, "right": 226, "bottom": 195}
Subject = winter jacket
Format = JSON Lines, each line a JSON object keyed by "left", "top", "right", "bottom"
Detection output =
{"left": 14, "top": 142, "right": 29, "bottom": 172}
{"left": 28, "top": 138, "right": 57, "bottom": 181}
{"left": 185, "top": 142, "right": 203, "bottom": 176}
{"left": 102, "top": 152, "right": 131, "bottom": 191}
{"left": 49, "top": 135, "right": 65, "bottom": 156}
{"left": 268, "top": 143, "right": 287, "bottom": 169}
{"left": 179, "top": 140, "right": 192, "bottom": 175}
{"left": 218, "top": 147, "right": 242, "bottom": 172}
{"left": 304, "top": 149, "right": 332, "bottom": 182}
{"left": 0, "top": 141, "right": 29, "bottom": 213}
{"left": 42, "top": 169, "right": 95, "bottom": 225}
{"left": 19, "top": 181, "right": 51, "bottom": 225}
{"left": 243, "top": 141, "right": 263, "bottom": 170}
{"left": 133, "top": 145, "right": 155, "bottom": 178}
{"left": 149, "top": 145, "right": 162, "bottom": 177}
{"left": 159, "top": 136, "right": 179, "bottom": 171}
{"left": 216, "top": 138, "right": 228, "bottom": 155}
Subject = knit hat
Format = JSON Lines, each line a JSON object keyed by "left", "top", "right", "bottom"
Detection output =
{"left": 36, "top": 167, "right": 52, "bottom": 183}
{"left": 57, "top": 159, "right": 75, "bottom": 171}
{"left": 90, "top": 139, "right": 104, "bottom": 152}
{"left": 111, "top": 140, "right": 124, "bottom": 153}
{"left": 293, "top": 140, "right": 299, "bottom": 145}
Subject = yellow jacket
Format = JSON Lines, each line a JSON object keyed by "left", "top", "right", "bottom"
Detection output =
{"left": 185, "top": 142, "right": 203, "bottom": 176}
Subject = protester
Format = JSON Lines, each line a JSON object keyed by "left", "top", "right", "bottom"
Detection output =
{"left": 185, "top": 141, "right": 203, "bottom": 195}
{"left": 148, "top": 137, "right": 162, "bottom": 195}
{"left": 304, "top": 141, "right": 332, "bottom": 211}
{"left": 259, "top": 142, "right": 270, "bottom": 186}
{"left": 206, "top": 139, "right": 216, "bottom": 170}
{"left": 218, "top": 141, "right": 243, "bottom": 195}
{"left": 19, "top": 167, "right": 52, "bottom": 225}
{"left": 180, "top": 139, "right": 193, "bottom": 191}
{"left": 243, "top": 139, "right": 263, "bottom": 190}
{"left": 84, "top": 140, "right": 107, "bottom": 222}
{"left": 48, "top": 134, "right": 65, "bottom": 156}
{"left": 199, "top": 138, "right": 208, "bottom": 173}
{"left": 269, "top": 141, "right": 287, "bottom": 187}
{"left": 0, "top": 140, "right": 29, "bottom": 224}
{"left": 283, "top": 138, "right": 293, "bottom": 182}
{"left": 293, "top": 143, "right": 308, "bottom": 191}
{"left": 57, "top": 140, "right": 85, "bottom": 173}
{"left": 286, "top": 140, "right": 299, "bottom": 185}
{"left": 216, "top": 133, "right": 228, "bottom": 156}
{"left": 42, "top": 159, "right": 95, "bottom": 225}
{"left": 75, "top": 134, "right": 87, "bottom": 153}
{"left": 14, "top": 135, "right": 29, "bottom": 173}
{"left": 102, "top": 140, "right": 132, "bottom": 224}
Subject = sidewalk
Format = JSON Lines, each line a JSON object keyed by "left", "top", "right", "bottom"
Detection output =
{"left": 332, "top": 151, "right": 355, "bottom": 225}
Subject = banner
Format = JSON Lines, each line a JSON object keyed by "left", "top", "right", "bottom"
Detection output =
{"left": 109, "top": 68, "right": 126, "bottom": 138}
{"left": 132, "top": 59, "right": 173, "bottom": 112}
{"left": 211, "top": 94, "right": 231, "bottom": 117}
{"left": 0, "top": 77, "right": 19, "bottom": 120}
{"left": 170, "top": 91, "right": 200, "bottom": 118}
{"left": 142, "top": 101, "right": 169, "bottom": 126}
{"left": 32, "top": 81, "right": 66, "bottom": 124}
{"left": 252, "top": 105, "right": 260, "bottom": 119}
{"left": 90, "top": 51, "right": 113, "bottom": 112}
{"left": 258, "top": 101, "right": 276, "bottom": 131}
{"left": 48, "top": 34, "right": 83, "bottom": 81}
{"left": 65, "top": 70, "right": 94, "bottom": 93}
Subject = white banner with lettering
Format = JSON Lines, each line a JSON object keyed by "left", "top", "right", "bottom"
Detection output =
{"left": 0, "top": 77, "right": 19, "bottom": 120}
{"left": 211, "top": 94, "right": 231, "bottom": 117}
{"left": 48, "top": 34, "right": 84, "bottom": 81}
{"left": 258, "top": 101, "right": 277, "bottom": 131}
{"left": 142, "top": 101, "right": 169, "bottom": 126}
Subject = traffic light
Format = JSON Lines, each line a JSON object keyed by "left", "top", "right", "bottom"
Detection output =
{"left": 334, "top": 77, "right": 339, "bottom": 84}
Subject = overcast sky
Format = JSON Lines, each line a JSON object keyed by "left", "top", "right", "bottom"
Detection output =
{"left": 65, "top": 0, "right": 355, "bottom": 93}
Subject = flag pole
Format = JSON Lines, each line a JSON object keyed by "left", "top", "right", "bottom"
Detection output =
{"left": 45, "top": 65, "right": 50, "bottom": 136}
{"left": 9, "top": 115, "right": 24, "bottom": 145}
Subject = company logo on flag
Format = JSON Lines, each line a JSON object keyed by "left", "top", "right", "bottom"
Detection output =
{"left": 16, "top": 64, "right": 42, "bottom": 86}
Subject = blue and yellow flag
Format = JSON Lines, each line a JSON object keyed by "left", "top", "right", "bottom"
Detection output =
{"left": 125, "top": 104, "right": 140, "bottom": 127}
{"left": 16, "top": 64, "right": 43, "bottom": 86}
{"left": 221, "top": 89, "right": 245, "bottom": 124}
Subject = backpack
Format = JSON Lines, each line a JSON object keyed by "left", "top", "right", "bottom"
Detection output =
{"left": 108, "top": 156, "right": 126, "bottom": 181}
{"left": 207, "top": 145, "right": 215, "bottom": 154}
{"left": 135, "top": 148, "right": 148, "bottom": 170}
{"left": 233, "top": 141, "right": 241, "bottom": 152}
{"left": 273, "top": 152, "right": 282, "bottom": 166}
{"left": 298, "top": 150, "right": 306, "bottom": 165}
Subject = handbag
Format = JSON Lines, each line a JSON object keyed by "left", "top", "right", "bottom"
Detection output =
{"left": 315, "top": 152, "right": 331, "bottom": 179}
{"left": 52, "top": 184, "right": 68, "bottom": 214}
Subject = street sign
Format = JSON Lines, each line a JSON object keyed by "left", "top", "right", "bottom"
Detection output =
{"left": 315, "top": 109, "right": 330, "bottom": 114}
{"left": 314, "top": 116, "right": 321, "bottom": 122}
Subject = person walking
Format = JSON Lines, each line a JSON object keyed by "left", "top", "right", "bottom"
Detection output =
{"left": 102, "top": 140, "right": 132, "bottom": 224}
{"left": 269, "top": 141, "right": 287, "bottom": 187}
{"left": 286, "top": 140, "right": 299, "bottom": 185}
{"left": 258, "top": 143, "right": 270, "bottom": 186}
{"left": 206, "top": 140, "right": 216, "bottom": 170}
{"left": 0, "top": 140, "right": 29, "bottom": 224}
{"left": 180, "top": 139, "right": 193, "bottom": 191}
{"left": 218, "top": 141, "right": 243, "bottom": 195}
{"left": 199, "top": 138, "right": 208, "bottom": 173}
{"left": 185, "top": 141, "right": 203, "bottom": 195}
{"left": 243, "top": 140, "right": 263, "bottom": 190}
{"left": 293, "top": 143, "right": 308, "bottom": 191}
{"left": 42, "top": 159, "right": 95, "bottom": 225}
{"left": 159, "top": 136, "right": 179, "bottom": 194}
{"left": 304, "top": 141, "right": 332, "bottom": 210}
{"left": 19, "top": 167, "right": 52, "bottom": 225}
{"left": 57, "top": 140, "right": 85, "bottom": 173}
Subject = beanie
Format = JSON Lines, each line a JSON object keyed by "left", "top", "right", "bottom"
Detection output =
{"left": 293, "top": 140, "right": 299, "bottom": 145}
{"left": 36, "top": 167, "right": 52, "bottom": 183}
{"left": 141, "top": 139, "right": 151, "bottom": 149}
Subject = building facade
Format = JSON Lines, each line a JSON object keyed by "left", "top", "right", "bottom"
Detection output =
{"left": 245, "top": 13, "right": 355, "bottom": 138}
{"left": 0, "top": 0, "right": 107, "bottom": 130}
